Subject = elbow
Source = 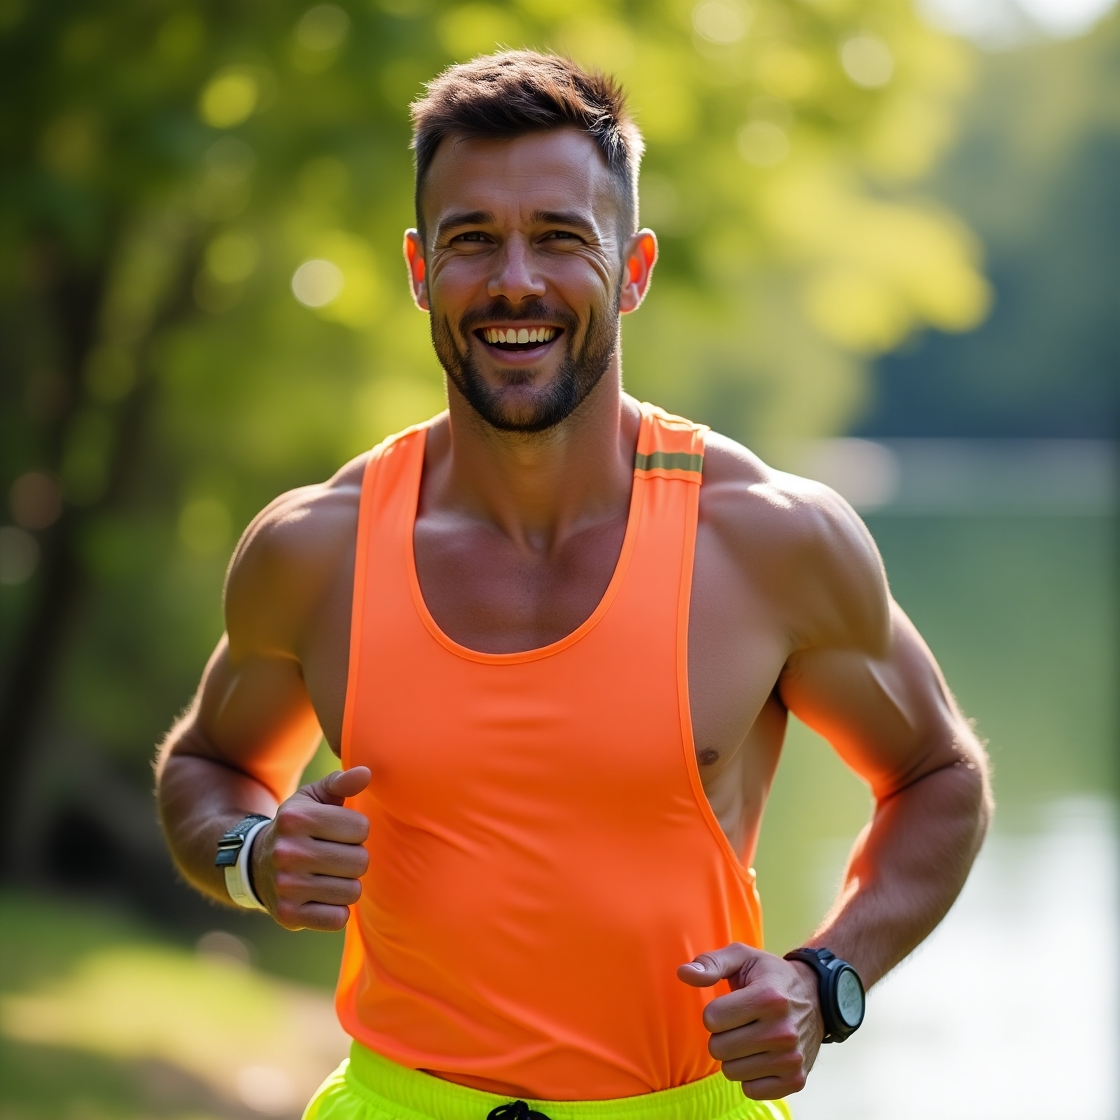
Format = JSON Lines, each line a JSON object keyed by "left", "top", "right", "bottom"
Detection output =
{"left": 953, "top": 722, "right": 994, "bottom": 849}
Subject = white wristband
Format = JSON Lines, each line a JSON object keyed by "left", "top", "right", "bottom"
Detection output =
{"left": 223, "top": 818, "right": 270, "bottom": 911}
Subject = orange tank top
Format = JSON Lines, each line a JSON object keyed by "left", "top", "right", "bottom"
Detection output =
{"left": 337, "top": 402, "right": 763, "bottom": 1100}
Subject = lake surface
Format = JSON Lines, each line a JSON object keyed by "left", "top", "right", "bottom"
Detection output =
{"left": 754, "top": 514, "right": 1118, "bottom": 1119}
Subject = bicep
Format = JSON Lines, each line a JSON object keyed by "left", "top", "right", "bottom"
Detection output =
{"left": 175, "top": 634, "right": 322, "bottom": 803}
{"left": 779, "top": 601, "right": 970, "bottom": 799}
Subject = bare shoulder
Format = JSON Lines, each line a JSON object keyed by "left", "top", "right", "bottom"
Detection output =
{"left": 700, "top": 430, "right": 890, "bottom": 654}
{"left": 224, "top": 453, "right": 368, "bottom": 655}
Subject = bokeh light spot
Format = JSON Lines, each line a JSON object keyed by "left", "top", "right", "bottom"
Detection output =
{"left": 693, "top": 0, "right": 751, "bottom": 44}
{"left": 738, "top": 121, "right": 790, "bottom": 168}
{"left": 236, "top": 1064, "right": 296, "bottom": 1115}
{"left": 200, "top": 69, "right": 259, "bottom": 128}
{"left": 10, "top": 471, "right": 63, "bottom": 530}
{"left": 296, "top": 5, "right": 350, "bottom": 52}
{"left": 0, "top": 526, "right": 39, "bottom": 585}
{"left": 841, "top": 35, "right": 895, "bottom": 89}
{"left": 196, "top": 930, "right": 253, "bottom": 967}
{"left": 292, "top": 259, "right": 344, "bottom": 308}
{"left": 206, "top": 231, "right": 260, "bottom": 284}
{"left": 178, "top": 498, "right": 232, "bottom": 556}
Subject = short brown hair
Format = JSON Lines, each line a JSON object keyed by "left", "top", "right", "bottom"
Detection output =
{"left": 410, "top": 50, "right": 644, "bottom": 242}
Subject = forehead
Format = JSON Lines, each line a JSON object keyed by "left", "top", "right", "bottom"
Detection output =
{"left": 421, "top": 127, "right": 620, "bottom": 231}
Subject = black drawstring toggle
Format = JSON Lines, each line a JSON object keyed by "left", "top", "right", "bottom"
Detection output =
{"left": 486, "top": 1101, "right": 552, "bottom": 1120}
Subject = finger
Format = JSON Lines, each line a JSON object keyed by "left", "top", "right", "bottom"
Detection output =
{"left": 272, "top": 874, "right": 362, "bottom": 918}
{"left": 272, "top": 837, "right": 369, "bottom": 879}
{"left": 302, "top": 766, "right": 371, "bottom": 806}
{"left": 274, "top": 801, "right": 369, "bottom": 844}
{"left": 677, "top": 942, "right": 761, "bottom": 989}
{"left": 703, "top": 980, "right": 790, "bottom": 1034}
{"left": 277, "top": 900, "right": 353, "bottom": 933}
{"left": 719, "top": 1046, "right": 803, "bottom": 1084}
{"left": 739, "top": 1074, "right": 806, "bottom": 1101}
{"left": 707, "top": 1019, "right": 769, "bottom": 1063}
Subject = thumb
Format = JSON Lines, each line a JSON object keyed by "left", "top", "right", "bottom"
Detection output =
{"left": 677, "top": 942, "right": 762, "bottom": 989}
{"left": 302, "top": 765, "right": 371, "bottom": 805}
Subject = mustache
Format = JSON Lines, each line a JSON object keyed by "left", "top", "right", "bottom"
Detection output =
{"left": 458, "top": 300, "right": 578, "bottom": 334}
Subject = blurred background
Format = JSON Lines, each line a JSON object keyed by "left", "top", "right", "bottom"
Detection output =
{"left": 0, "top": 0, "right": 1116, "bottom": 1117}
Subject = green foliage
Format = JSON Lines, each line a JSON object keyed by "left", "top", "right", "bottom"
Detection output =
{"left": 0, "top": 0, "right": 987, "bottom": 829}
{"left": 859, "top": 11, "right": 1120, "bottom": 437}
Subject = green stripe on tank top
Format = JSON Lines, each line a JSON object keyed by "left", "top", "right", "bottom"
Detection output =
{"left": 633, "top": 451, "right": 704, "bottom": 474}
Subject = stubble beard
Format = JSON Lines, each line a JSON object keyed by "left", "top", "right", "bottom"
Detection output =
{"left": 430, "top": 294, "right": 621, "bottom": 434}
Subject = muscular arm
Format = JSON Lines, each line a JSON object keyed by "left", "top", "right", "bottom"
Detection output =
{"left": 783, "top": 604, "right": 990, "bottom": 983}
{"left": 682, "top": 459, "right": 991, "bottom": 1097}
{"left": 155, "top": 469, "right": 370, "bottom": 929}
{"left": 777, "top": 495, "right": 991, "bottom": 986}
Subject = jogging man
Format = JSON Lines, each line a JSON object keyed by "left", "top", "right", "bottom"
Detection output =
{"left": 157, "top": 51, "right": 991, "bottom": 1120}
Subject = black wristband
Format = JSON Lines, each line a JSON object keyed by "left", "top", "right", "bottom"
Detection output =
{"left": 784, "top": 947, "right": 865, "bottom": 1043}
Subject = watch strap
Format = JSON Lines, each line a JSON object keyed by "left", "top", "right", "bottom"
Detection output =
{"left": 216, "top": 814, "right": 271, "bottom": 911}
{"left": 784, "top": 946, "right": 864, "bottom": 1043}
{"left": 216, "top": 813, "right": 271, "bottom": 866}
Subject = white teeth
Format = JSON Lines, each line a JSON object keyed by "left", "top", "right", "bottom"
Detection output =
{"left": 483, "top": 327, "right": 557, "bottom": 345}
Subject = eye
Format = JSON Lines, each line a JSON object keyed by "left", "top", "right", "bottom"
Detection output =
{"left": 542, "top": 230, "right": 580, "bottom": 241}
{"left": 451, "top": 231, "right": 490, "bottom": 244}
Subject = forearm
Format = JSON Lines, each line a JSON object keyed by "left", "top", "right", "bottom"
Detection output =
{"left": 156, "top": 718, "right": 281, "bottom": 905}
{"left": 807, "top": 751, "right": 992, "bottom": 987}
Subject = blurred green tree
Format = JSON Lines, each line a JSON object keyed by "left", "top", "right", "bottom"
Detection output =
{"left": 0, "top": 0, "right": 987, "bottom": 876}
{"left": 858, "top": 11, "right": 1120, "bottom": 438}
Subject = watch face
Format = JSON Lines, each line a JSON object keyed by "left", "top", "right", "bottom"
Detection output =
{"left": 836, "top": 968, "right": 865, "bottom": 1027}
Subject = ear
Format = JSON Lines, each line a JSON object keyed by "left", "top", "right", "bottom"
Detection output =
{"left": 619, "top": 229, "right": 658, "bottom": 315}
{"left": 403, "top": 229, "right": 429, "bottom": 311}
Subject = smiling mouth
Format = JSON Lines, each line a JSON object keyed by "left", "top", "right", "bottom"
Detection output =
{"left": 476, "top": 326, "right": 562, "bottom": 352}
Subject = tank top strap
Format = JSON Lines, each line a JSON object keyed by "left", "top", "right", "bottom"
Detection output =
{"left": 634, "top": 402, "right": 708, "bottom": 482}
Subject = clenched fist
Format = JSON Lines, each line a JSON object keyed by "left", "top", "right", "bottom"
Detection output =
{"left": 251, "top": 766, "right": 371, "bottom": 931}
{"left": 678, "top": 942, "right": 824, "bottom": 1100}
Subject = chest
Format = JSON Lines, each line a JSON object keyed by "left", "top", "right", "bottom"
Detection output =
{"left": 301, "top": 499, "right": 791, "bottom": 774}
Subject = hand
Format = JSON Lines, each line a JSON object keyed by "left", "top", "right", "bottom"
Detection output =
{"left": 677, "top": 942, "right": 824, "bottom": 1099}
{"left": 251, "top": 766, "right": 371, "bottom": 931}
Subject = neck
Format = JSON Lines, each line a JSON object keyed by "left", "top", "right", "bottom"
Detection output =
{"left": 425, "top": 366, "right": 639, "bottom": 552}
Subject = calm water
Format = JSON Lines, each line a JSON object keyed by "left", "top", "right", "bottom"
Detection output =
{"left": 755, "top": 515, "right": 1118, "bottom": 1119}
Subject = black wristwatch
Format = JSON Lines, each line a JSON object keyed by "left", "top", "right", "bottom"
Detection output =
{"left": 784, "top": 947, "right": 865, "bottom": 1042}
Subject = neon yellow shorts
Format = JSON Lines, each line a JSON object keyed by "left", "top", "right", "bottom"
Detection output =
{"left": 303, "top": 1042, "right": 793, "bottom": 1120}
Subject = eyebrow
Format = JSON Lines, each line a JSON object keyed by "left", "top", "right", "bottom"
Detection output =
{"left": 434, "top": 209, "right": 599, "bottom": 241}
{"left": 530, "top": 210, "right": 598, "bottom": 238}
{"left": 434, "top": 210, "right": 495, "bottom": 240}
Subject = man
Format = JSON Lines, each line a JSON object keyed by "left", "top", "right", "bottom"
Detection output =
{"left": 157, "top": 51, "right": 991, "bottom": 1120}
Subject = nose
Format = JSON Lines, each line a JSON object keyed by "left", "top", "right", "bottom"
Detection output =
{"left": 487, "top": 235, "right": 546, "bottom": 304}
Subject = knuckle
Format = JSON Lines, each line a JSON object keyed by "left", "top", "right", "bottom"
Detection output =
{"left": 776, "top": 1050, "right": 804, "bottom": 1074}
{"left": 276, "top": 900, "right": 299, "bottom": 925}
{"left": 271, "top": 840, "right": 301, "bottom": 870}
{"left": 277, "top": 806, "right": 313, "bottom": 835}
{"left": 760, "top": 990, "right": 789, "bottom": 1015}
{"left": 344, "top": 810, "right": 370, "bottom": 841}
{"left": 273, "top": 870, "right": 301, "bottom": 894}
